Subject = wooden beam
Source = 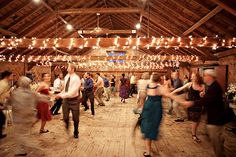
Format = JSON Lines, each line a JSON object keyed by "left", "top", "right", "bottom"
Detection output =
{"left": 0, "top": 48, "right": 8, "bottom": 54}
{"left": 0, "top": 27, "right": 17, "bottom": 36}
{"left": 183, "top": 6, "right": 222, "bottom": 36}
{"left": 78, "top": 29, "right": 137, "bottom": 35}
{"left": 210, "top": 0, "right": 236, "bottom": 16}
{"left": 1, "top": 37, "right": 235, "bottom": 49}
{"left": 137, "top": 0, "right": 147, "bottom": 37}
{"left": 37, "top": 0, "right": 103, "bottom": 38}
{"left": 19, "top": 13, "right": 55, "bottom": 36}
{"left": 7, "top": 6, "right": 43, "bottom": 30}
{"left": 103, "top": 0, "right": 114, "bottom": 29}
{"left": 41, "top": 0, "right": 67, "bottom": 24}
{"left": 215, "top": 48, "right": 236, "bottom": 58}
{"left": 0, "top": 0, "right": 31, "bottom": 24}
{"left": 0, "top": 0, "right": 16, "bottom": 10}
{"left": 139, "top": 0, "right": 147, "bottom": 25}
{"left": 58, "top": 8, "right": 142, "bottom": 14}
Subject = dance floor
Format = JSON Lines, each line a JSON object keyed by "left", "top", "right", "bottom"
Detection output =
{"left": 0, "top": 96, "right": 236, "bottom": 157}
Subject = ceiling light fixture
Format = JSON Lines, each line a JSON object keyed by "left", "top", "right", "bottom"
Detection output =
{"left": 33, "top": 0, "right": 41, "bottom": 3}
{"left": 135, "top": 23, "right": 141, "bottom": 30}
{"left": 66, "top": 24, "right": 73, "bottom": 31}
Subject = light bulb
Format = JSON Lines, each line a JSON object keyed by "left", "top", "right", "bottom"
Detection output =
{"left": 66, "top": 24, "right": 73, "bottom": 31}
{"left": 135, "top": 23, "right": 141, "bottom": 30}
{"left": 33, "top": 0, "right": 41, "bottom": 3}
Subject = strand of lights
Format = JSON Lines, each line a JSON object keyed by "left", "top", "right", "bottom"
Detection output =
{"left": 0, "top": 54, "right": 198, "bottom": 66}
{"left": 0, "top": 37, "right": 235, "bottom": 50}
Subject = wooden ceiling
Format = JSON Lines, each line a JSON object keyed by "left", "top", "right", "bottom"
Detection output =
{"left": 0, "top": 0, "right": 236, "bottom": 60}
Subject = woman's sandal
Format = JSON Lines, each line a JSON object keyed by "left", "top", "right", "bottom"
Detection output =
{"left": 143, "top": 152, "right": 151, "bottom": 157}
{"left": 40, "top": 129, "right": 49, "bottom": 133}
{"left": 192, "top": 135, "right": 201, "bottom": 143}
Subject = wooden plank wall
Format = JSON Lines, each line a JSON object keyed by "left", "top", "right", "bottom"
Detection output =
{"left": 219, "top": 55, "right": 236, "bottom": 84}
{"left": 0, "top": 62, "right": 25, "bottom": 80}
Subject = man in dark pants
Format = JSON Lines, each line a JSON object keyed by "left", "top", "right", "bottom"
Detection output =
{"left": 0, "top": 108, "right": 6, "bottom": 139}
{"left": 50, "top": 73, "right": 64, "bottom": 115}
{"left": 82, "top": 72, "right": 95, "bottom": 116}
{"left": 0, "top": 70, "right": 13, "bottom": 139}
{"left": 186, "top": 69, "right": 226, "bottom": 157}
{"left": 56, "top": 64, "right": 81, "bottom": 139}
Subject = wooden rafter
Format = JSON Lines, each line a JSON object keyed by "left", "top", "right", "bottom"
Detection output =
{"left": 195, "top": 0, "right": 236, "bottom": 28}
{"left": 41, "top": 0, "right": 67, "bottom": 24}
{"left": 0, "top": 0, "right": 16, "bottom": 10}
{"left": 19, "top": 13, "right": 55, "bottom": 36}
{"left": 0, "top": 0, "right": 31, "bottom": 24}
{"left": 0, "top": 27, "right": 17, "bottom": 36}
{"left": 58, "top": 8, "right": 142, "bottom": 14}
{"left": 1, "top": 37, "right": 235, "bottom": 49}
{"left": 103, "top": 0, "right": 114, "bottom": 29}
{"left": 7, "top": 6, "right": 43, "bottom": 30}
{"left": 138, "top": 0, "right": 147, "bottom": 28}
{"left": 170, "top": 0, "right": 225, "bottom": 36}
{"left": 35, "top": 0, "right": 102, "bottom": 38}
{"left": 210, "top": 0, "right": 236, "bottom": 16}
{"left": 150, "top": 0, "right": 215, "bottom": 36}
{"left": 183, "top": 6, "right": 223, "bottom": 36}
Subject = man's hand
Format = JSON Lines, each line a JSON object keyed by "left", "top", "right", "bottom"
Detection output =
{"left": 184, "top": 101, "right": 194, "bottom": 108}
{"left": 55, "top": 95, "right": 61, "bottom": 100}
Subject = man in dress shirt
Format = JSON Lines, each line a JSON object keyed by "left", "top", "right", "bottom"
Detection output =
{"left": 171, "top": 71, "right": 185, "bottom": 122}
{"left": 94, "top": 73, "right": 105, "bottom": 106}
{"left": 55, "top": 64, "right": 81, "bottom": 139}
{"left": 81, "top": 72, "right": 95, "bottom": 115}
{"left": 129, "top": 73, "right": 136, "bottom": 97}
{"left": 0, "top": 70, "right": 13, "bottom": 139}
{"left": 50, "top": 73, "right": 64, "bottom": 115}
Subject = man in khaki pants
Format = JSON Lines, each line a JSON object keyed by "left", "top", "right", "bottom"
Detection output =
{"left": 94, "top": 73, "right": 105, "bottom": 106}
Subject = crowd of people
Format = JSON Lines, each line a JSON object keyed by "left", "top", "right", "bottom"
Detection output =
{"left": 0, "top": 66, "right": 234, "bottom": 157}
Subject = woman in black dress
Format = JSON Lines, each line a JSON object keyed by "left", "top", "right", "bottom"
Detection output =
{"left": 172, "top": 72, "right": 204, "bottom": 143}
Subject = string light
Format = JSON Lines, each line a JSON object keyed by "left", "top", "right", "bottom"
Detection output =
{"left": 1, "top": 37, "right": 235, "bottom": 49}
{"left": 0, "top": 54, "right": 198, "bottom": 70}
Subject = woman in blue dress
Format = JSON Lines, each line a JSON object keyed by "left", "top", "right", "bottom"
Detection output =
{"left": 141, "top": 73, "right": 189, "bottom": 157}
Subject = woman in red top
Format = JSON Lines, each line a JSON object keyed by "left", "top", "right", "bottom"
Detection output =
{"left": 35, "top": 73, "right": 52, "bottom": 133}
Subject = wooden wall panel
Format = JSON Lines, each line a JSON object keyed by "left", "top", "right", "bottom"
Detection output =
{"left": 0, "top": 62, "right": 25, "bottom": 80}
{"left": 219, "top": 56, "right": 236, "bottom": 84}
{"left": 28, "top": 66, "right": 51, "bottom": 83}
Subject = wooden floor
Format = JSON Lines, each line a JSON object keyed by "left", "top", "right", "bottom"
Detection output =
{"left": 1, "top": 96, "right": 236, "bottom": 157}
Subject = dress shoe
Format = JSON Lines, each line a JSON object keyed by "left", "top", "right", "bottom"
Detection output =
{"left": 0, "top": 134, "right": 7, "bottom": 139}
{"left": 143, "top": 152, "right": 151, "bottom": 157}
{"left": 74, "top": 134, "right": 79, "bottom": 139}
{"left": 53, "top": 113, "right": 61, "bottom": 116}
{"left": 84, "top": 107, "right": 89, "bottom": 111}
{"left": 174, "top": 119, "right": 184, "bottom": 122}
{"left": 15, "top": 152, "right": 27, "bottom": 156}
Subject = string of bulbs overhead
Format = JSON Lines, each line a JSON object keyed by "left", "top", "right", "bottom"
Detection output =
{"left": 0, "top": 36, "right": 235, "bottom": 50}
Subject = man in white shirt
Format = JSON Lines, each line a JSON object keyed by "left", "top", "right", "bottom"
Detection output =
{"left": 55, "top": 64, "right": 81, "bottom": 139}
{"left": 94, "top": 73, "right": 105, "bottom": 106}
{"left": 0, "top": 70, "right": 13, "bottom": 139}
{"left": 130, "top": 73, "right": 136, "bottom": 97}
{"left": 50, "top": 73, "right": 64, "bottom": 115}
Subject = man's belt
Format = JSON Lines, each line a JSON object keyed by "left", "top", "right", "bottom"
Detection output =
{"left": 65, "top": 97, "right": 79, "bottom": 101}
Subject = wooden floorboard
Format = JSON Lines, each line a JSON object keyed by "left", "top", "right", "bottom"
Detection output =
{"left": 0, "top": 96, "right": 236, "bottom": 157}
